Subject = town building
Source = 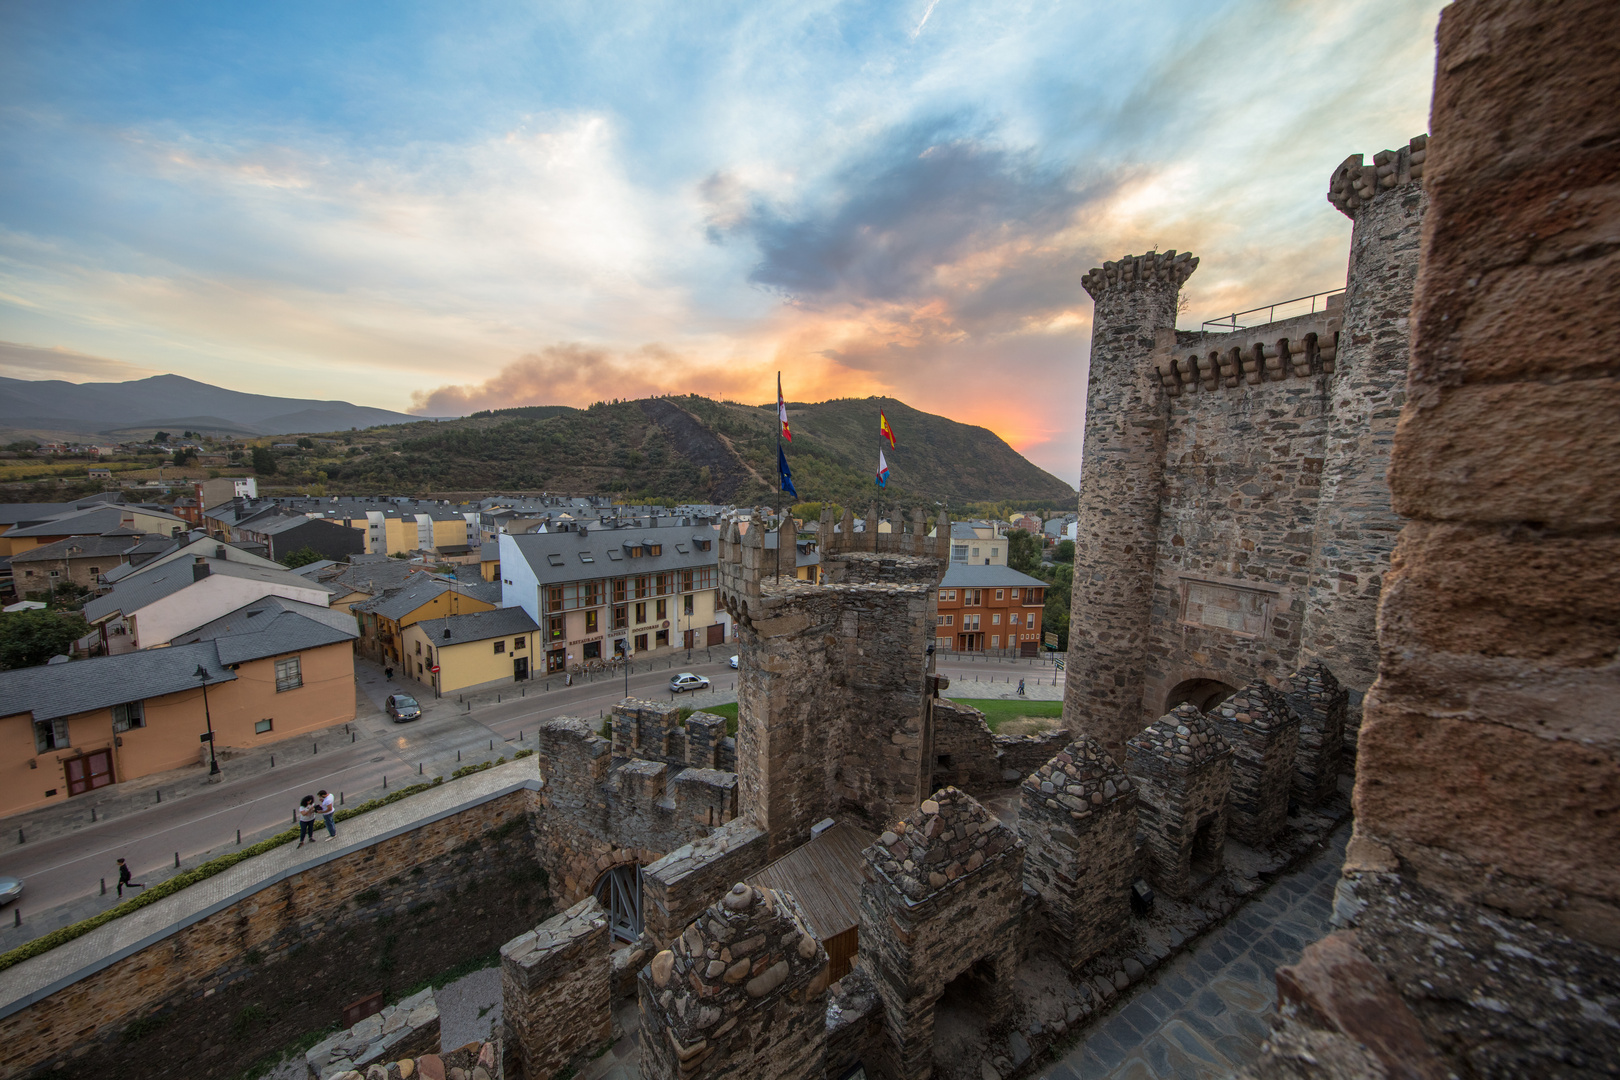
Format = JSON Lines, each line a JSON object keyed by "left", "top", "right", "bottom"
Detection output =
{"left": 398, "top": 606, "right": 540, "bottom": 695}
{"left": 941, "top": 520, "right": 1007, "bottom": 566}
{"left": 500, "top": 518, "right": 728, "bottom": 673}
{"left": 10, "top": 534, "right": 142, "bottom": 594}
{"left": 351, "top": 576, "right": 497, "bottom": 668}
{"left": 933, "top": 564, "right": 1047, "bottom": 655}
{"left": 0, "top": 596, "right": 357, "bottom": 817}
{"left": 231, "top": 512, "right": 366, "bottom": 563}
{"left": 0, "top": 501, "right": 187, "bottom": 557}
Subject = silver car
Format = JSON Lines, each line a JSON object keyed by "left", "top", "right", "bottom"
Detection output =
{"left": 0, "top": 876, "right": 21, "bottom": 906}
{"left": 669, "top": 673, "right": 711, "bottom": 693}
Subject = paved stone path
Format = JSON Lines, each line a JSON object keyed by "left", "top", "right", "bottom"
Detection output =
{"left": 1035, "top": 823, "right": 1346, "bottom": 1080}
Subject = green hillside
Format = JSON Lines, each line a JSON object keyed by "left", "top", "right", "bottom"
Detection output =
{"left": 310, "top": 395, "right": 1075, "bottom": 506}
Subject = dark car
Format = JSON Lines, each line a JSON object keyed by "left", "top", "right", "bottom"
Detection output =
{"left": 386, "top": 694, "right": 422, "bottom": 722}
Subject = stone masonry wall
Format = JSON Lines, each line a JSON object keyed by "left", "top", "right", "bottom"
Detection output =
{"left": 0, "top": 787, "right": 545, "bottom": 1080}
{"left": 640, "top": 818, "right": 770, "bottom": 949}
{"left": 501, "top": 897, "right": 613, "bottom": 1080}
{"left": 1208, "top": 680, "right": 1300, "bottom": 846}
{"left": 1064, "top": 252, "right": 1197, "bottom": 759}
{"left": 1125, "top": 705, "right": 1234, "bottom": 898}
{"left": 1315, "top": 2, "right": 1620, "bottom": 1074}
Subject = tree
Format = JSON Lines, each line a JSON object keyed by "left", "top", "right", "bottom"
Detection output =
{"left": 1038, "top": 564, "right": 1072, "bottom": 651}
{"left": 153, "top": 431, "right": 170, "bottom": 443}
{"left": 251, "top": 446, "right": 277, "bottom": 475}
{"left": 1006, "top": 528, "right": 1042, "bottom": 575}
{"left": 296, "top": 437, "right": 315, "bottom": 450}
{"left": 280, "top": 545, "right": 325, "bottom": 568}
{"left": 1053, "top": 539, "right": 1075, "bottom": 563}
{"left": 0, "top": 610, "right": 91, "bottom": 670}
{"left": 171, "top": 447, "right": 197, "bottom": 466}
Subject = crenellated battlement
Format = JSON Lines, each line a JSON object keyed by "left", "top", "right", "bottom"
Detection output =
{"left": 1327, "top": 133, "right": 1429, "bottom": 218}
{"left": 1154, "top": 304, "right": 1343, "bottom": 397}
{"left": 1081, "top": 249, "right": 1198, "bottom": 299}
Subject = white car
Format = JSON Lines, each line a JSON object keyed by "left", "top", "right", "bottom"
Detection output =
{"left": 669, "top": 673, "right": 711, "bottom": 693}
{"left": 729, "top": 655, "right": 739, "bottom": 670}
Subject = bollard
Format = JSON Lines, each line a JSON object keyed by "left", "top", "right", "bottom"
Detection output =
{"left": 101, "top": 878, "right": 106, "bottom": 895}
{"left": 489, "top": 739, "right": 493, "bottom": 750}
{"left": 313, "top": 742, "right": 317, "bottom": 754}
{"left": 497, "top": 694, "right": 501, "bottom": 703}
{"left": 174, "top": 852, "right": 179, "bottom": 868}
{"left": 521, "top": 687, "right": 525, "bottom": 697}
{"left": 13, "top": 908, "right": 17, "bottom": 928}
{"left": 270, "top": 755, "right": 274, "bottom": 768}
{"left": 156, "top": 789, "right": 162, "bottom": 803}
{"left": 237, "top": 829, "right": 241, "bottom": 844}
{"left": 383, "top": 775, "right": 387, "bottom": 789}
{"left": 16, "top": 828, "right": 22, "bottom": 845}
{"left": 91, "top": 807, "right": 97, "bottom": 822}
{"left": 340, "top": 791, "right": 344, "bottom": 805}
{"left": 352, "top": 732, "right": 356, "bottom": 743}
{"left": 418, "top": 762, "right": 423, "bottom": 774}
{"left": 458, "top": 750, "right": 461, "bottom": 762}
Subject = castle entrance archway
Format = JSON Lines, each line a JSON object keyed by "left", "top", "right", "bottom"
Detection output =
{"left": 592, "top": 863, "right": 643, "bottom": 943}
{"left": 1166, "top": 678, "right": 1237, "bottom": 714}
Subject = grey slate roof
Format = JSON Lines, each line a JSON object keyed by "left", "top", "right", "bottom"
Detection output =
{"left": 84, "top": 558, "right": 336, "bottom": 624}
{"left": 9, "top": 535, "right": 140, "bottom": 563}
{"left": 4, "top": 506, "right": 132, "bottom": 538}
{"left": 938, "top": 564, "right": 1049, "bottom": 589}
{"left": 0, "top": 642, "right": 236, "bottom": 723}
{"left": 351, "top": 577, "right": 466, "bottom": 621}
{"left": 172, "top": 596, "right": 358, "bottom": 665}
{"left": 506, "top": 523, "right": 718, "bottom": 586}
{"left": 413, "top": 607, "right": 538, "bottom": 646}
{"left": 327, "top": 560, "right": 426, "bottom": 596}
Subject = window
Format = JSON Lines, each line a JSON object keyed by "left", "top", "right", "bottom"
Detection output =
{"left": 635, "top": 601, "right": 647, "bottom": 623}
{"left": 962, "top": 614, "right": 981, "bottom": 631}
{"left": 255, "top": 719, "right": 273, "bottom": 734}
{"left": 648, "top": 544, "right": 662, "bottom": 556}
{"left": 425, "top": 647, "right": 432, "bottom": 664}
{"left": 548, "top": 616, "right": 565, "bottom": 641}
{"left": 681, "top": 570, "right": 694, "bottom": 593}
{"left": 683, "top": 595, "right": 693, "bottom": 617}
{"left": 49, "top": 569, "right": 59, "bottom": 578}
{"left": 939, "top": 589, "right": 955, "bottom": 601}
{"left": 991, "top": 635, "right": 1000, "bottom": 648}
{"left": 22, "top": 570, "right": 32, "bottom": 578}
{"left": 583, "top": 640, "right": 602, "bottom": 659}
{"left": 415, "top": 640, "right": 422, "bottom": 655}
{"left": 656, "top": 573, "right": 673, "bottom": 595}
{"left": 34, "top": 718, "right": 70, "bottom": 752}
{"left": 494, "top": 639, "right": 506, "bottom": 654}
{"left": 275, "top": 656, "right": 303, "bottom": 692}
{"left": 937, "top": 614, "right": 953, "bottom": 627}
{"left": 952, "top": 545, "right": 968, "bottom": 561}
{"left": 513, "top": 636, "right": 526, "bottom": 650}
{"left": 635, "top": 633, "right": 648, "bottom": 651}
{"left": 1009, "top": 613, "right": 1021, "bottom": 627}
{"left": 112, "top": 702, "right": 145, "bottom": 732}
{"left": 635, "top": 576, "right": 650, "bottom": 599}
{"left": 991, "top": 547, "right": 999, "bottom": 558}
{"left": 995, "top": 590, "right": 1004, "bottom": 601}
{"left": 1011, "top": 589, "right": 1019, "bottom": 600}
{"left": 630, "top": 546, "right": 643, "bottom": 557}
{"left": 585, "top": 610, "right": 598, "bottom": 633}
{"left": 546, "top": 587, "right": 564, "bottom": 613}
{"left": 965, "top": 589, "right": 982, "bottom": 606}
{"left": 89, "top": 566, "right": 99, "bottom": 575}
{"left": 693, "top": 566, "right": 714, "bottom": 589}
{"left": 613, "top": 605, "right": 628, "bottom": 630}
{"left": 613, "top": 578, "right": 627, "bottom": 603}
{"left": 656, "top": 598, "right": 667, "bottom": 621}
{"left": 992, "top": 613, "right": 1001, "bottom": 625}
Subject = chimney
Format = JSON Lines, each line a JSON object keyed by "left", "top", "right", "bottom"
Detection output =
{"left": 193, "top": 560, "right": 211, "bottom": 582}
{"left": 443, "top": 628, "right": 452, "bottom": 639}
{"left": 215, "top": 545, "right": 227, "bottom": 559}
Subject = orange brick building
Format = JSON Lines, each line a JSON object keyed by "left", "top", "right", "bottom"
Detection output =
{"left": 933, "top": 565, "right": 1047, "bottom": 656}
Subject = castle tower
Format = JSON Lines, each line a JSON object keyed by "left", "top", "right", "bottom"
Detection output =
{"left": 1063, "top": 250, "right": 1198, "bottom": 758}
{"left": 1299, "top": 138, "right": 1429, "bottom": 725}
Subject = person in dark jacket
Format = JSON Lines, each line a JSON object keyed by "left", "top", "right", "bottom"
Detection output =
{"left": 116, "top": 858, "right": 144, "bottom": 898}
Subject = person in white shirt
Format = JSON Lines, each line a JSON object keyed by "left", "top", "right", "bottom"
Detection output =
{"left": 297, "top": 796, "right": 317, "bottom": 848}
{"left": 318, "top": 789, "right": 336, "bottom": 840}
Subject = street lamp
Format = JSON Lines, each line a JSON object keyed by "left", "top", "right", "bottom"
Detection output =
{"left": 194, "top": 665, "right": 221, "bottom": 779}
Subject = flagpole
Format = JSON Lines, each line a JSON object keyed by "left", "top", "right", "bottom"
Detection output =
{"left": 775, "top": 371, "right": 782, "bottom": 583}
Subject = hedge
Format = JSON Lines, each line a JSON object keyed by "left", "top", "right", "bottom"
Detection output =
{"left": 0, "top": 777, "right": 447, "bottom": 974}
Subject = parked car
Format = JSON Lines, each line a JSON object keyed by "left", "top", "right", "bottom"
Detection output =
{"left": 0, "top": 876, "right": 21, "bottom": 906}
{"left": 386, "top": 693, "right": 422, "bottom": 722}
{"left": 729, "top": 655, "right": 739, "bottom": 670}
{"left": 669, "top": 673, "right": 711, "bottom": 694}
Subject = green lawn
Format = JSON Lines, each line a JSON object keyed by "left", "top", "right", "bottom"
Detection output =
{"left": 947, "top": 697, "right": 1063, "bottom": 733}
{"left": 677, "top": 701, "right": 738, "bottom": 737}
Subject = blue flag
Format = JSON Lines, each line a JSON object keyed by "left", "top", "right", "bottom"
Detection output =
{"left": 778, "top": 444, "right": 798, "bottom": 498}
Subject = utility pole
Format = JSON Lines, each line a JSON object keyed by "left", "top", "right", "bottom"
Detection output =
{"left": 194, "top": 665, "right": 222, "bottom": 782}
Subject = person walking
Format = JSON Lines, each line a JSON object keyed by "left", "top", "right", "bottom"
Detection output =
{"left": 115, "top": 858, "right": 144, "bottom": 898}
{"left": 296, "top": 796, "right": 317, "bottom": 847}
{"left": 318, "top": 789, "right": 336, "bottom": 840}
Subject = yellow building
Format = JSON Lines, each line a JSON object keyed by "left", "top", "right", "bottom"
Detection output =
{"left": 399, "top": 608, "right": 540, "bottom": 695}
{"left": 352, "top": 578, "right": 497, "bottom": 667}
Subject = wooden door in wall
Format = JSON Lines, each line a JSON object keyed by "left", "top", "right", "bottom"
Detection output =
{"left": 706, "top": 623, "right": 725, "bottom": 646}
{"left": 684, "top": 628, "right": 697, "bottom": 649}
{"left": 65, "top": 749, "right": 114, "bottom": 796}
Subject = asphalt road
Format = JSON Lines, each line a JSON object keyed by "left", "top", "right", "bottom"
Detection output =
{"left": 0, "top": 656, "right": 739, "bottom": 929}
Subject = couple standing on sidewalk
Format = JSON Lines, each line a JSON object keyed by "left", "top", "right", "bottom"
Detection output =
{"left": 296, "top": 790, "right": 336, "bottom": 847}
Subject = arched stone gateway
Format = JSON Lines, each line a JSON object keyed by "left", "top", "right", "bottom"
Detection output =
{"left": 1166, "top": 677, "right": 1237, "bottom": 714}
{"left": 591, "top": 862, "right": 643, "bottom": 943}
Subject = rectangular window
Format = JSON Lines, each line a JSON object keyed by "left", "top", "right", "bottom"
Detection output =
{"left": 255, "top": 718, "right": 273, "bottom": 734}
{"left": 683, "top": 594, "right": 693, "bottom": 617}
{"left": 613, "top": 578, "right": 627, "bottom": 603}
{"left": 991, "top": 635, "right": 1000, "bottom": 648}
{"left": 546, "top": 586, "right": 564, "bottom": 613}
{"left": 992, "top": 613, "right": 1001, "bottom": 625}
{"left": 648, "top": 544, "right": 662, "bottom": 556}
{"left": 630, "top": 545, "right": 643, "bottom": 558}
{"left": 965, "top": 589, "right": 981, "bottom": 606}
{"left": 89, "top": 566, "right": 99, "bottom": 575}
{"left": 415, "top": 641, "right": 422, "bottom": 655}
{"left": 971, "top": 547, "right": 979, "bottom": 558}
{"left": 1010, "top": 589, "right": 1019, "bottom": 600}
{"left": 33, "top": 718, "right": 69, "bottom": 753}
{"left": 513, "top": 636, "right": 526, "bottom": 650}
{"left": 112, "top": 702, "right": 145, "bottom": 732}
{"left": 635, "top": 601, "right": 647, "bottom": 623}
{"left": 656, "top": 573, "right": 673, "bottom": 595}
{"left": 585, "top": 610, "right": 598, "bottom": 633}
{"left": 1009, "top": 613, "right": 1021, "bottom": 627}
{"left": 635, "top": 576, "right": 650, "bottom": 599}
{"left": 681, "top": 569, "right": 694, "bottom": 593}
{"left": 656, "top": 598, "right": 667, "bottom": 621}
{"left": 635, "top": 633, "right": 648, "bottom": 651}
{"left": 494, "top": 639, "right": 506, "bottom": 654}
{"left": 49, "top": 569, "right": 59, "bottom": 578}
{"left": 938, "top": 589, "right": 955, "bottom": 601}
{"left": 995, "top": 589, "right": 1004, "bottom": 601}
{"left": 692, "top": 566, "right": 714, "bottom": 589}
{"left": 275, "top": 656, "right": 303, "bottom": 692}
{"left": 936, "top": 614, "right": 953, "bottom": 627}
{"left": 613, "top": 605, "right": 628, "bottom": 630}
{"left": 584, "top": 580, "right": 605, "bottom": 607}
{"left": 952, "top": 545, "right": 968, "bottom": 561}
{"left": 991, "top": 547, "right": 999, "bottom": 558}
{"left": 548, "top": 616, "right": 565, "bottom": 641}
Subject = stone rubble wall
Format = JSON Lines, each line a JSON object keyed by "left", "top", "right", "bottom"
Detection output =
{"left": 1292, "top": 2, "right": 1620, "bottom": 1075}
{"left": 0, "top": 788, "right": 541, "bottom": 1080}
{"left": 640, "top": 818, "right": 770, "bottom": 950}
{"left": 637, "top": 883, "right": 830, "bottom": 1080}
{"left": 1283, "top": 661, "right": 1346, "bottom": 808}
{"left": 1017, "top": 738, "right": 1138, "bottom": 969}
{"left": 500, "top": 897, "right": 613, "bottom": 1080}
{"left": 304, "top": 988, "right": 440, "bottom": 1079}
{"left": 317, "top": 1039, "right": 502, "bottom": 1080}
{"left": 1126, "top": 704, "right": 1235, "bottom": 898}
{"left": 1208, "top": 680, "right": 1300, "bottom": 846}
{"left": 929, "top": 699, "right": 1068, "bottom": 792}
{"left": 859, "top": 788, "right": 1027, "bottom": 1080}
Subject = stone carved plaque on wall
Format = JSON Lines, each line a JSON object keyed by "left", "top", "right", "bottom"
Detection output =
{"left": 1180, "top": 579, "right": 1274, "bottom": 637}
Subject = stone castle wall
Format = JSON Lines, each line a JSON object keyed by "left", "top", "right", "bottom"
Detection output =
{"left": 0, "top": 783, "right": 543, "bottom": 1080}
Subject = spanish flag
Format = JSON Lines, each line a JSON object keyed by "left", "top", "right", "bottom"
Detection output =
{"left": 879, "top": 410, "right": 896, "bottom": 447}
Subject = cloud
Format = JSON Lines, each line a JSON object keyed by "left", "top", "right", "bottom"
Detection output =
{"left": 0, "top": 339, "right": 159, "bottom": 382}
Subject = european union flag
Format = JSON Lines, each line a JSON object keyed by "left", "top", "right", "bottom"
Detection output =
{"left": 778, "top": 444, "right": 798, "bottom": 498}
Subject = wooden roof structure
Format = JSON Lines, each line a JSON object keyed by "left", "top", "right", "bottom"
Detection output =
{"left": 749, "top": 820, "right": 875, "bottom": 941}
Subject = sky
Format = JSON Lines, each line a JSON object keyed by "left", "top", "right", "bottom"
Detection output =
{"left": 0, "top": 0, "right": 1445, "bottom": 482}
